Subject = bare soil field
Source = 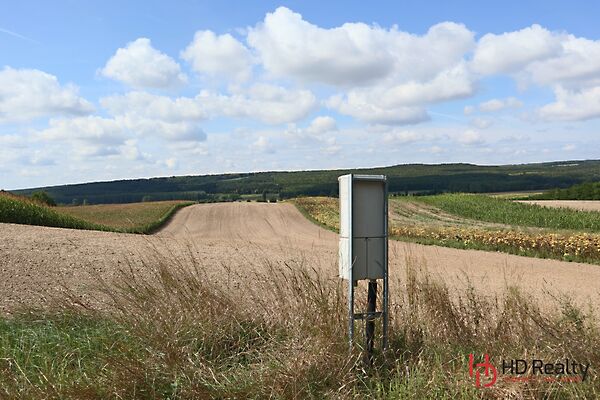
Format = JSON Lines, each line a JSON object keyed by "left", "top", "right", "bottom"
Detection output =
{"left": 1, "top": 202, "right": 600, "bottom": 314}
{"left": 518, "top": 200, "right": 600, "bottom": 212}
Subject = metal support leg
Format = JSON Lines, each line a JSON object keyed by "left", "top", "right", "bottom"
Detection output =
{"left": 364, "top": 280, "right": 377, "bottom": 366}
{"left": 348, "top": 279, "right": 355, "bottom": 352}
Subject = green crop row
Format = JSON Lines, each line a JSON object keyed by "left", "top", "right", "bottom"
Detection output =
{"left": 0, "top": 193, "right": 193, "bottom": 234}
{"left": 416, "top": 193, "right": 600, "bottom": 232}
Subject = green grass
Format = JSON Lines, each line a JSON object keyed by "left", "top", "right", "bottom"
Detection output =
{"left": 1, "top": 252, "right": 599, "bottom": 399}
{"left": 0, "top": 314, "right": 137, "bottom": 398}
{"left": 417, "top": 193, "right": 600, "bottom": 232}
{"left": 0, "top": 192, "right": 193, "bottom": 234}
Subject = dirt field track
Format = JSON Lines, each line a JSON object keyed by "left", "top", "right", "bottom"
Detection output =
{"left": 517, "top": 200, "right": 600, "bottom": 212}
{"left": 1, "top": 202, "right": 600, "bottom": 314}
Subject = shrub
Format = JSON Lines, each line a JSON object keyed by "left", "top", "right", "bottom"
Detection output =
{"left": 30, "top": 191, "right": 56, "bottom": 206}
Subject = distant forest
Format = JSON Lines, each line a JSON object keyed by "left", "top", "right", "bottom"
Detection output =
{"left": 532, "top": 181, "right": 600, "bottom": 200}
{"left": 12, "top": 160, "right": 600, "bottom": 205}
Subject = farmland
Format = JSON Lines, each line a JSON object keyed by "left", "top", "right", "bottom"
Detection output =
{"left": 2, "top": 202, "right": 600, "bottom": 398}
{"left": 0, "top": 191, "right": 193, "bottom": 234}
{"left": 295, "top": 195, "right": 600, "bottom": 264}
{"left": 59, "top": 200, "right": 193, "bottom": 232}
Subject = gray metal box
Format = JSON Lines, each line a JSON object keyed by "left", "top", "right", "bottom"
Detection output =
{"left": 338, "top": 174, "right": 387, "bottom": 280}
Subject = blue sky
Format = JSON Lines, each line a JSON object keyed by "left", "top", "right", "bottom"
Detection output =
{"left": 2, "top": 1, "right": 600, "bottom": 189}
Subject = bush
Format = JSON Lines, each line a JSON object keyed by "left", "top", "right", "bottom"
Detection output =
{"left": 30, "top": 191, "right": 56, "bottom": 206}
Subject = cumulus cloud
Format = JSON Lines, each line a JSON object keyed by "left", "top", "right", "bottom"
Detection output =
{"left": 101, "top": 38, "right": 187, "bottom": 88}
{"left": 537, "top": 86, "right": 600, "bottom": 121}
{"left": 181, "top": 31, "right": 253, "bottom": 82}
{"left": 478, "top": 97, "right": 523, "bottom": 112}
{"left": 0, "top": 67, "right": 93, "bottom": 123}
{"left": 325, "top": 61, "right": 474, "bottom": 124}
{"left": 100, "top": 92, "right": 206, "bottom": 142}
{"left": 306, "top": 116, "right": 337, "bottom": 135}
{"left": 38, "top": 116, "right": 124, "bottom": 145}
{"left": 472, "top": 25, "right": 600, "bottom": 91}
{"left": 326, "top": 93, "right": 429, "bottom": 125}
{"left": 382, "top": 130, "right": 421, "bottom": 144}
{"left": 247, "top": 7, "right": 474, "bottom": 87}
{"left": 102, "top": 84, "right": 315, "bottom": 130}
{"left": 457, "top": 130, "right": 485, "bottom": 145}
{"left": 470, "top": 117, "right": 492, "bottom": 129}
{"left": 119, "top": 116, "right": 206, "bottom": 142}
{"left": 252, "top": 136, "right": 275, "bottom": 153}
{"left": 472, "top": 25, "right": 562, "bottom": 75}
{"left": 101, "top": 91, "right": 207, "bottom": 121}
{"left": 199, "top": 84, "right": 317, "bottom": 125}
{"left": 37, "top": 116, "right": 126, "bottom": 157}
{"left": 525, "top": 35, "right": 600, "bottom": 88}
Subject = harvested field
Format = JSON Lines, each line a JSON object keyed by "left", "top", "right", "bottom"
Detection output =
{"left": 1, "top": 202, "right": 600, "bottom": 315}
{"left": 518, "top": 200, "right": 600, "bottom": 212}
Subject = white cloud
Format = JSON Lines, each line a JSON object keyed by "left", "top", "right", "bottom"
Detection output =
{"left": 525, "top": 35, "right": 600, "bottom": 88}
{"left": 101, "top": 92, "right": 206, "bottom": 142}
{"left": 181, "top": 31, "right": 252, "bottom": 82}
{"left": 0, "top": 67, "right": 93, "bottom": 123}
{"left": 325, "top": 63, "right": 474, "bottom": 125}
{"left": 382, "top": 130, "right": 421, "bottom": 144}
{"left": 472, "top": 25, "right": 562, "bottom": 75}
{"left": 463, "top": 105, "right": 475, "bottom": 115}
{"left": 38, "top": 116, "right": 124, "bottom": 144}
{"left": 37, "top": 116, "right": 126, "bottom": 157}
{"left": 0, "top": 134, "right": 26, "bottom": 148}
{"left": 457, "top": 130, "right": 484, "bottom": 145}
{"left": 101, "top": 38, "right": 187, "bottom": 88}
{"left": 420, "top": 145, "right": 445, "bottom": 154}
{"left": 101, "top": 91, "right": 206, "bottom": 121}
{"left": 326, "top": 93, "right": 428, "bottom": 125}
{"left": 118, "top": 115, "right": 206, "bottom": 142}
{"left": 470, "top": 117, "right": 492, "bottom": 129}
{"left": 200, "top": 84, "right": 317, "bottom": 124}
{"left": 537, "top": 86, "right": 600, "bottom": 121}
{"left": 247, "top": 7, "right": 474, "bottom": 87}
{"left": 102, "top": 84, "right": 315, "bottom": 130}
{"left": 306, "top": 116, "right": 337, "bottom": 135}
{"left": 479, "top": 97, "right": 523, "bottom": 112}
{"left": 252, "top": 136, "right": 275, "bottom": 153}
{"left": 472, "top": 25, "right": 600, "bottom": 91}
{"left": 563, "top": 143, "right": 576, "bottom": 151}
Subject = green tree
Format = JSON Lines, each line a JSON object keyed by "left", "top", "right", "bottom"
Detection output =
{"left": 31, "top": 191, "right": 56, "bottom": 206}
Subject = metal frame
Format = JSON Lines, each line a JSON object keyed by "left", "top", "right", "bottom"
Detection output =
{"left": 339, "top": 174, "right": 389, "bottom": 353}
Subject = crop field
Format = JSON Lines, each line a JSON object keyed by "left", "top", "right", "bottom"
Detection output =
{"left": 3, "top": 201, "right": 600, "bottom": 398}
{"left": 295, "top": 195, "right": 600, "bottom": 264}
{"left": 0, "top": 192, "right": 193, "bottom": 234}
{"left": 59, "top": 200, "right": 193, "bottom": 232}
{"left": 418, "top": 193, "right": 600, "bottom": 231}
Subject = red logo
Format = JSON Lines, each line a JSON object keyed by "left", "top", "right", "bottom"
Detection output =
{"left": 469, "top": 354, "right": 497, "bottom": 388}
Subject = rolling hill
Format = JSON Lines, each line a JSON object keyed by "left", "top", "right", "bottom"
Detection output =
{"left": 11, "top": 159, "right": 600, "bottom": 205}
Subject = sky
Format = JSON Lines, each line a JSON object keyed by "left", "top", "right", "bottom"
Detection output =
{"left": 2, "top": 1, "right": 600, "bottom": 190}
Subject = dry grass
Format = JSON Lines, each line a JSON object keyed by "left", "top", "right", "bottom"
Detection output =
{"left": 1, "top": 244, "right": 599, "bottom": 399}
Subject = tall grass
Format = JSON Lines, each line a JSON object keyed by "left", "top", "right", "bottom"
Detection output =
{"left": 418, "top": 193, "right": 600, "bottom": 232}
{"left": 1, "top": 248, "right": 599, "bottom": 398}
